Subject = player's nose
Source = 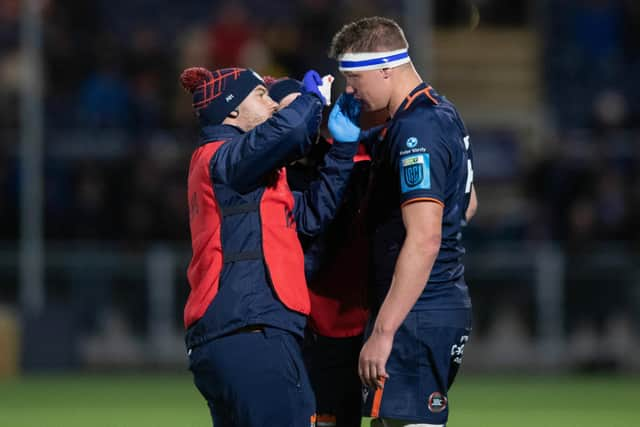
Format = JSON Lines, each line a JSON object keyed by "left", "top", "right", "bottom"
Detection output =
{"left": 345, "top": 85, "right": 355, "bottom": 94}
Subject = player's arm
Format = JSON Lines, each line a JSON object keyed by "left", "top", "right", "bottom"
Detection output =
{"left": 465, "top": 184, "right": 478, "bottom": 222}
{"left": 359, "top": 200, "right": 442, "bottom": 388}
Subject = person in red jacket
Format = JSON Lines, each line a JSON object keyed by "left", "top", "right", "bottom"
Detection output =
{"left": 180, "top": 66, "right": 360, "bottom": 427}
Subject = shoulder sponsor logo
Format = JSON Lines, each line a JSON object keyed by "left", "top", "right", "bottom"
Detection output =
{"left": 406, "top": 136, "right": 418, "bottom": 148}
{"left": 399, "top": 147, "right": 426, "bottom": 155}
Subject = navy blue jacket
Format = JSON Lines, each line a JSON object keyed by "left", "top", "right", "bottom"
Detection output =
{"left": 185, "top": 93, "right": 358, "bottom": 349}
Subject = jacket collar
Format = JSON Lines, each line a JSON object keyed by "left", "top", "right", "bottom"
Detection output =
{"left": 199, "top": 124, "right": 244, "bottom": 146}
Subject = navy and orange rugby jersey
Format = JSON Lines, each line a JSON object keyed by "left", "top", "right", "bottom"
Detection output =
{"left": 367, "top": 83, "right": 474, "bottom": 311}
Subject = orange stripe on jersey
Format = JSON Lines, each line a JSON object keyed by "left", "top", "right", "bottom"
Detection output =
{"left": 310, "top": 413, "right": 317, "bottom": 427}
{"left": 425, "top": 86, "right": 439, "bottom": 105}
{"left": 370, "top": 377, "right": 386, "bottom": 418}
{"left": 404, "top": 86, "right": 438, "bottom": 111}
{"left": 316, "top": 413, "right": 337, "bottom": 427}
{"left": 380, "top": 126, "right": 389, "bottom": 140}
{"left": 401, "top": 197, "right": 445, "bottom": 208}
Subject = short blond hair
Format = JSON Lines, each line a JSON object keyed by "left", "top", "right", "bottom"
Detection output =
{"left": 329, "top": 16, "right": 408, "bottom": 58}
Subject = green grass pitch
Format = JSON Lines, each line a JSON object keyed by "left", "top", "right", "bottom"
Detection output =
{"left": 0, "top": 373, "right": 638, "bottom": 426}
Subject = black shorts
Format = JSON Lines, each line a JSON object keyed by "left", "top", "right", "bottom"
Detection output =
{"left": 304, "top": 332, "right": 363, "bottom": 427}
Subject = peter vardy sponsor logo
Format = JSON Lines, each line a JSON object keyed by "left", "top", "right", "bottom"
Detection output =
{"left": 399, "top": 147, "right": 426, "bottom": 155}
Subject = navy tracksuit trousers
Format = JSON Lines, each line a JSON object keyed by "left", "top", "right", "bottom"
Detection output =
{"left": 189, "top": 327, "right": 316, "bottom": 427}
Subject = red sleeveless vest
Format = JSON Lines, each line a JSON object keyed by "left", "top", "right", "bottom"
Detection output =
{"left": 184, "top": 141, "right": 309, "bottom": 328}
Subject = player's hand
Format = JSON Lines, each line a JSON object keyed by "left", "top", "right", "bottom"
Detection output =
{"left": 301, "top": 70, "right": 327, "bottom": 105}
{"left": 328, "top": 93, "right": 361, "bottom": 143}
{"left": 358, "top": 330, "right": 393, "bottom": 390}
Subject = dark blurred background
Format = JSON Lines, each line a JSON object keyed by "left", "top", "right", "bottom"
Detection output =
{"left": 1, "top": 0, "right": 639, "bottom": 375}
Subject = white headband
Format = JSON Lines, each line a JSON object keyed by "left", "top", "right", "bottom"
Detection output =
{"left": 338, "top": 48, "right": 411, "bottom": 72}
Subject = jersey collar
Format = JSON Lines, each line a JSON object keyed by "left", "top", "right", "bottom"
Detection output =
{"left": 394, "top": 82, "right": 439, "bottom": 117}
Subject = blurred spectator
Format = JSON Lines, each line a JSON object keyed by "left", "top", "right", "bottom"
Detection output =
{"left": 0, "top": 0, "right": 19, "bottom": 130}
{"left": 0, "top": 0, "right": 19, "bottom": 47}
{"left": 207, "top": 3, "right": 253, "bottom": 68}
{"left": 0, "top": 152, "right": 18, "bottom": 240}
{"left": 70, "top": 160, "right": 117, "bottom": 239}
{"left": 544, "top": 0, "right": 640, "bottom": 128}
{"left": 238, "top": 34, "right": 287, "bottom": 78}
{"left": 0, "top": 50, "right": 19, "bottom": 129}
{"left": 622, "top": 0, "right": 640, "bottom": 62}
{"left": 570, "top": 0, "right": 623, "bottom": 64}
{"left": 43, "top": 0, "right": 103, "bottom": 127}
{"left": 126, "top": 29, "right": 170, "bottom": 130}
{"left": 589, "top": 89, "right": 630, "bottom": 132}
{"left": 76, "top": 47, "right": 133, "bottom": 129}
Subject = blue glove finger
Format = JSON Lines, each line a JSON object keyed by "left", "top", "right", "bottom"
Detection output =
{"left": 301, "top": 70, "right": 326, "bottom": 105}
{"left": 303, "top": 70, "right": 321, "bottom": 86}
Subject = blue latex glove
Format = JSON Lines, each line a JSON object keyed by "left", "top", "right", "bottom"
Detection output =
{"left": 328, "top": 93, "right": 361, "bottom": 143}
{"left": 301, "top": 70, "right": 326, "bottom": 105}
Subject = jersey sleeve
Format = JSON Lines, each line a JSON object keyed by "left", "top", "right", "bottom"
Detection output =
{"left": 389, "top": 114, "right": 451, "bottom": 207}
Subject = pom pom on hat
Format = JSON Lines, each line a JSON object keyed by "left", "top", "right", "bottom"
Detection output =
{"left": 180, "top": 67, "right": 214, "bottom": 93}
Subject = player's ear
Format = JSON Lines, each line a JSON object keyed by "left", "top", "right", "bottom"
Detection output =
{"left": 228, "top": 110, "right": 239, "bottom": 119}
